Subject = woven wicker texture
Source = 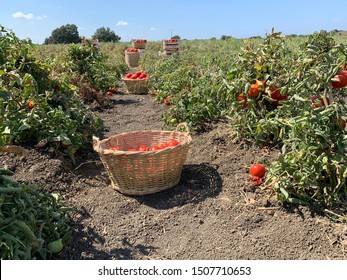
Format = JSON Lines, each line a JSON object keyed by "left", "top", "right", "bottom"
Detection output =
{"left": 125, "top": 51, "right": 140, "bottom": 67}
{"left": 93, "top": 123, "right": 192, "bottom": 195}
{"left": 122, "top": 76, "right": 149, "bottom": 94}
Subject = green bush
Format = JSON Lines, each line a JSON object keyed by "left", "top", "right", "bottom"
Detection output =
{"left": 0, "top": 26, "right": 102, "bottom": 161}
{"left": 0, "top": 169, "right": 73, "bottom": 260}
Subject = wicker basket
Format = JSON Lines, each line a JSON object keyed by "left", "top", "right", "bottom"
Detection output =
{"left": 93, "top": 123, "right": 192, "bottom": 195}
{"left": 125, "top": 51, "right": 140, "bottom": 67}
{"left": 122, "top": 75, "right": 149, "bottom": 94}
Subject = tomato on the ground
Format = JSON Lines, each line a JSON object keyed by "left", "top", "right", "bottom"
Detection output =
{"left": 250, "top": 164, "right": 267, "bottom": 177}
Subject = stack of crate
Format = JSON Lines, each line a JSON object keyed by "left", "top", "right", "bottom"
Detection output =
{"left": 163, "top": 39, "right": 179, "bottom": 56}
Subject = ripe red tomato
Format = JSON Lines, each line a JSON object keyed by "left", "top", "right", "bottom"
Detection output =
{"left": 249, "top": 164, "right": 267, "bottom": 177}
{"left": 163, "top": 97, "right": 171, "bottom": 106}
{"left": 332, "top": 71, "right": 347, "bottom": 88}
{"left": 311, "top": 96, "right": 329, "bottom": 108}
{"left": 251, "top": 176, "right": 263, "bottom": 186}
{"left": 138, "top": 145, "right": 147, "bottom": 151}
{"left": 126, "top": 73, "right": 133, "bottom": 79}
{"left": 106, "top": 91, "right": 113, "bottom": 96}
{"left": 109, "top": 87, "right": 116, "bottom": 94}
{"left": 248, "top": 80, "right": 265, "bottom": 97}
{"left": 159, "top": 142, "right": 170, "bottom": 149}
{"left": 139, "top": 73, "right": 147, "bottom": 79}
{"left": 167, "top": 139, "right": 180, "bottom": 146}
{"left": 126, "top": 49, "right": 138, "bottom": 53}
{"left": 266, "top": 85, "right": 287, "bottom": 106}
{"left": 236, "top": 93, "right": 248, "bottom": 109}
{"left": 148, "top": 145, "right": 161, "bottom": 151}
{"left": 268, "top": 85, "right": 281, "bottom": 100}
{"left": 27, "top": 100, "right": 35, "bottom": 110}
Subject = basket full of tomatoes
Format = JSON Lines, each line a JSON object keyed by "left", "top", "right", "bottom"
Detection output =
{"left": 93, "top": 123, "right": 192, "bottom": 195}
{"left": 122, "top": 71, "right": 150, "bottom": 94}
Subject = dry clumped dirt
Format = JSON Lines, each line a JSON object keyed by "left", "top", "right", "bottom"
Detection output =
{"left": 1, "top": 82, "right": 347, "bottom": 260}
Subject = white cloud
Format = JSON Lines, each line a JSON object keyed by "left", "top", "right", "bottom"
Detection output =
{"left": 12, "top": 11, "right": 46, "bottom": 20}
{"left": 12, "top": 12, "right": 34, "bottom": 19}
{"left": 150, "top": 27, "right": 158, "bottom": 31}
{"left": 116, "top": 20, "right": 129, "bottom": 26}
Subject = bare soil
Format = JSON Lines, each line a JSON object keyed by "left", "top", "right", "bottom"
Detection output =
{"left": 1, "top": 82, "right": 347, "bottom": 260}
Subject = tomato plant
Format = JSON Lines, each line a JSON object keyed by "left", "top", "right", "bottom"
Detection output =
{"left": 0, "top": 26, "right": 103, "bottom": 162}
{"left": 0, "top": 169, "right": 73, "bottom": 259}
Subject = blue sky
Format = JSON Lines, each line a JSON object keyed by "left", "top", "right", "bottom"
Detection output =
{"left": 0, "top": 0, "right": 346, "bottom": 44}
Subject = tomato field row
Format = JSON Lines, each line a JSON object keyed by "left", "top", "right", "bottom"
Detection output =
{"left": 1, "top": 26, "right": 347, "bottom": 259}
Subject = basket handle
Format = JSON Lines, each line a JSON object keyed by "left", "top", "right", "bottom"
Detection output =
{"left": 92, "top": 136, "right": 101, "bottom": 153}
{"left": 175, "top": 122, "right": 190, "bottom": 134}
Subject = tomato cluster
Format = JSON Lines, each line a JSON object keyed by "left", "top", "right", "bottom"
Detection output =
{"left": 124, "top": 71, "right": 149, "bottom": 80}
{"left": 165, "top": 39, "right": 178, "bottom": 42}
{"left": 125, "top": 48, "right": 139, "bottom": 53}
{"left": 238, "top": 80, "right": 288, "bottom": 109}
{"left": 133, "top": 39, "right": 147, "bottom": 43}
{"left": 106, "top": 87, "right": 116, "bottom": 96}
{"left": 107, "top": 139, "right": 180, "bottom": 152}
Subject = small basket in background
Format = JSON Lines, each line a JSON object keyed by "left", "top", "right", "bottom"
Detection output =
{"left": 125, "top": 49, "right": 140, "bottom": 67}
{"left": 122, "top": 75, "right": 149, "bottom": 94}
{"left": 93, "top": 123, "right": 192, "bottom": 195}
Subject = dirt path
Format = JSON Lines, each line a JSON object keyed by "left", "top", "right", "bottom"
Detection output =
{"left": 1, "top": 81, "right": 347, "bottom": 260}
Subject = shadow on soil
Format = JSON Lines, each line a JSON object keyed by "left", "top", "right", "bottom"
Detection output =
{"left": 110, "top": 98, "right": 140, "bottom": 106}
{"left": 56, "top": 206, "right": 158, "bottom": 260}
{"left": 108, "top": 238, "right": 159, "bottom": 260}
{"left": 135, "top": 163, "right": 223, "bottom": 210}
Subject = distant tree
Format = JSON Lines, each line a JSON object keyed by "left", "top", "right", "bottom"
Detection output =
{"left": 22, "top": 38, "right": 32, "bottom": 44}
{"left": 171, "top": 35, "right": 180, "bottom": 40}
{"left": 220, "top": 35, "right": 232, "bottom": 40}
{"left": 249, "top": 36, "right": 262, "bottom": 39}
{"left": 44, "top": 24, "right": 80, "bottom": 44}
{"left": 210, "top": 37, "right": 217, "bottom": 40}
{"left": 92, "top": 27, "right": 120, "bottom": 42}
